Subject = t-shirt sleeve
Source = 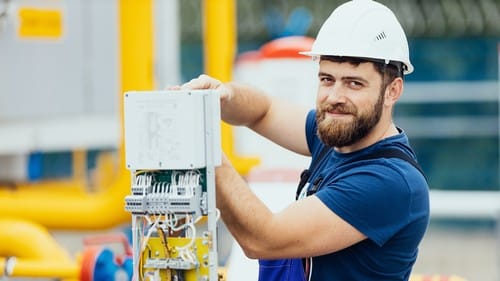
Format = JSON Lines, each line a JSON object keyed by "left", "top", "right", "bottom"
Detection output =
{"left": 315, "top": 160, "right": 412, "bottom": 246}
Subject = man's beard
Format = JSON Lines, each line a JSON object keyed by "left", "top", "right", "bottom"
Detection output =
{"left": 316, "top": 93, "right": 384, "bottom": 148}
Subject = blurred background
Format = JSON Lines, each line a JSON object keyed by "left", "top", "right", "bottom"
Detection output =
{"left": 0, "top": 0, "right": 498, "bottom": 280}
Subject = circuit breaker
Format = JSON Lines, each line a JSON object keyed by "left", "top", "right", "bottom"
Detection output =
{"left": 123, "top": 90, "right": 222, "bottom": 281}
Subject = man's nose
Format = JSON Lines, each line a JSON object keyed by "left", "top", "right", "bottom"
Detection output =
{"left": 325, "top": 85, "right": 347, "bottom": 104}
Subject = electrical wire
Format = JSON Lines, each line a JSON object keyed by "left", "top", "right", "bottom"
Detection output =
{"left": 132, "top": 169, "right": 213, "bottom": 278}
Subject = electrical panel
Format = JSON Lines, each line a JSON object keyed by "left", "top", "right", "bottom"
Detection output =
{"left": 124, "top": 90, "right": 222, "bottom": 281}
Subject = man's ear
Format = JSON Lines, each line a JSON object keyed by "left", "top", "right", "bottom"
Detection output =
{"left": 384, "top": 77, "right": 403, "bottom": 106}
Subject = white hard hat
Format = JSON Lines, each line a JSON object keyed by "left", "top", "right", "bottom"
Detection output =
{"left": 301, "top": 0, "right": 414, "bottom": 74}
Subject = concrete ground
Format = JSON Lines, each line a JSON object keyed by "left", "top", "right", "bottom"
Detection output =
{"left": 412, "top": 222, "right": 499, "bottom": 281}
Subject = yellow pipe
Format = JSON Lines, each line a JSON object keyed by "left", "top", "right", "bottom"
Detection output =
{"left": 0, "top": 219, "right": 78, "bottom": 279}
{"left": 203, "top": 0, "right": 260, "bottom": 175}
{"left": 0, "top": 219, "right": 69, "bottom": 260}
{"left": 0, "top": 259, "right": 78, "bottom": 279}
{"left": 119, "top": 0, "right": 154, "bottom": 167}
{"left": 203, "top": 0, "right": 236, "bottom": 82}
{"left": 0, "top": 175, "right": 130, "bottom": 229}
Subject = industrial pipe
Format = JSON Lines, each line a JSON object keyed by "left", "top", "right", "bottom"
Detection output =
{"left": 0, "top": 219, "right": 78, "bottom": 279}
{"left": 0, "top": 173, "right": 130, "bottom": 229}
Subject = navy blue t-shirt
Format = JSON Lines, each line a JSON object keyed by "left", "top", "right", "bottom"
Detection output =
{"left": 304, "top": 110, "right": 429, "bottom": 281}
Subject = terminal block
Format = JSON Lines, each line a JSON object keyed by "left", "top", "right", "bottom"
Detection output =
{"left": 125, "top": 171, "right": 206, "bottom": 217}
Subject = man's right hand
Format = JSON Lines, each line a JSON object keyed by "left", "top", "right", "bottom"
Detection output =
{"left": 176, "top": 74, "right": 233, "bottom": 104}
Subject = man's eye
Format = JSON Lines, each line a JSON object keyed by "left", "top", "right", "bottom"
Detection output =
{"left": 349, "top": 81, "right": 363, "bottom": 87}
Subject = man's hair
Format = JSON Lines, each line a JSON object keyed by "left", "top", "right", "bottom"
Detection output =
{"left": 320, "top": 55, "right": 403, "bottom": 90}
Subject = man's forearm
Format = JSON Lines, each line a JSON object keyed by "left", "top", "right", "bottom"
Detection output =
{"left": 215, "top": 160, "right": 274, "bottom": 258}
{"left": 221, "top": 82, "right": 272, "bottom": 127}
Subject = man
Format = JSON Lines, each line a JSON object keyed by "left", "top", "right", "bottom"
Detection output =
{"left": 180, "top": 0, "right": 429, "bottom": 280}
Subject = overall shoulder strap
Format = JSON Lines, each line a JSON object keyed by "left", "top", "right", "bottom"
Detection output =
{"left": 295, "top": 145, "right": 330, "bottom": 200}
{"left": 351, "top": 148, "right": 426, "bottom": 178}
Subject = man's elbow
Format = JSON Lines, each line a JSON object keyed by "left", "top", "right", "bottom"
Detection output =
{"left": 238, "top": 238, "right": 283, "bottom": 260}
{"left": 239, "top": 240, "right": 264, "bottom": 259}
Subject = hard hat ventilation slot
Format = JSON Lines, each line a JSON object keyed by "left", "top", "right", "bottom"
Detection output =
{"left": 375, "top": 31, "right": 387, "bottom": 41}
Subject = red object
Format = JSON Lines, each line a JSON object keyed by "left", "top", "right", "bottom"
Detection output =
{"left": 236, "top": 36, "right": 315, "bottom": 65}
{"left": 80, "top": 233, "right": 133, "bottom": 281}
{"left": 259, "top": 36, "right": 315, "bottom": 59}
{"left": 79, "top": 246, "right": 103, "bottom": 281}
{"left": 83, "top": 233, "right": 133, "bottom": 257}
